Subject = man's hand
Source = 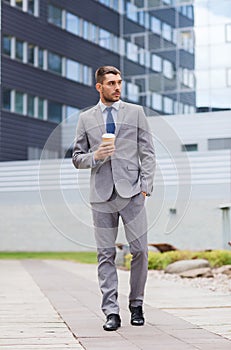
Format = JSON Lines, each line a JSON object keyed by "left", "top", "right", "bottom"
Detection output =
{"left": 94, "top": 142, "right": 115, "bottom": 161}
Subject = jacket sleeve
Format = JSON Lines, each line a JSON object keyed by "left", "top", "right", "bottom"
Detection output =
{"left": 137, "top": 107, "right": 156, "bottom": 195}
{"left": 72, "top": 114, "right": 97, "bottom": 169}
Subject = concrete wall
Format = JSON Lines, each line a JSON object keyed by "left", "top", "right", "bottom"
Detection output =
{"left": 0, "top": 149, "right": 230, "bottom": 252}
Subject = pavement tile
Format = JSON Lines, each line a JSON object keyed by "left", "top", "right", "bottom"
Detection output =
{"left": 0, "top": 261, "right": 84, "bottom": 350}
{"left": 2, "top": 259, "right": 231, "bottom": 350}
{"left": 194, "top": 343, "right": 231, "bottom": 350}
{"left": 79, "top": 337, "right": 140, "bottom": 350}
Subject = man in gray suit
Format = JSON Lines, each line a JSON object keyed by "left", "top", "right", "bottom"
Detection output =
{"left": 72, "top": 66, "right": 156, "bottom": 331}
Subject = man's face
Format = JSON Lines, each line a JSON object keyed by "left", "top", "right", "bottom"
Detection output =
{"left": 96, "top": 73, "right": 122, "bottom": 104}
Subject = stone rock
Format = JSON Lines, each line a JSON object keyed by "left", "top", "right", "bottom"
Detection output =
{"left": 165, "top": 259, "right": 210, "bottom": 274}
{"left": 180, "top": 267, "right": 213, "bottom": 278}
{"left": 214, "top": 265, "right": 231, "bottom": 276}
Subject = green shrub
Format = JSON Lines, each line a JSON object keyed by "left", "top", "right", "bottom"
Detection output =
{"left": 124, "top": 250, "right": 231, "bottom": 270}
{"left": 192, "top": 250, "right": 231, "bottom": 267}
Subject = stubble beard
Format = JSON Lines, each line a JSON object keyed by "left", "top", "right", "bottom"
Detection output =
{"left": 101, "top": 90, "right": 120, "bottom": 104}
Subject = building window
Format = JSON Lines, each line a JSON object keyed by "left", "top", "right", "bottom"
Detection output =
{"left": 152, "top": 93, "right": 162, "bottom": 111}
{"left": 15, "top": 39, "right": 24, "bottom": 61}
{"left": 48, "top": 52, "right": 62, "bottom": 75}
{"left": 3, "top": 33, "right": 92, "bottom": 87}
{"left": 208, "top": 138, "right": 231, "bottom": 151}
{"left": 126, "top": 2, "right": 138, "bottom": 22}
{"left": 28, "top": 0, "right": 35, "bottom": 14}
{"left": 179, "top": 29, "right": 194, "bottom": 53}
{"left": 99, "top": 28, "right": 112, "bottom": 50}
{"left": 15, "top": 0, "right": 23, "bottom": 10}
{"left": 38, "top": 97, "right": 45, "bottom": 119}
{"left": 15, "top": 91, "right": 24, "bottom": 114}
{"left": 151, "top": 16, "right": 161, "bottom": 35}
{"left": 2, "top": 88, "right": 78, "bottom": 123}
{"left": 3, "top": 35, "right": 12, "bottom": 56}
{"left": 83, "top": 66, "right": 92, "bottom": 86}
{"left": 47, "top": 101, "right": 62, "bottom": 123}
{"left": 3, "top": 89, "right": 11, "bottom": 110}
{"left": 127, "top": 82, "right": 139, "bottom": 103}
{"left": 38, "top": 48, "right": 44, "bottom": 68}
{"left": 152, "top": 54, "right": 162, "bottom": 72}
{"left": 162, "top": 22, "right": 172, "bottom": 41}
{"left": 163, "top": 60, "right": 173, "bottom": 79}
{"left": 66, "top": 59, "right": 81, "bottom": 83}
{"left": 27, "top": 94, "right": 35, "bottom": 116}
{"left": 48, "top": 4, "right": 62, "bottom": 27}
{"left": 91, "top": 23, "right": 98, "bottom": 43}
{"left": 182, "top": 144, "right": 198, "bottom": 152}
{"left": 163, "top": 96, "right": 173, "bottom": 114}
{"left": 83, "top": 20, "right": 90, "bottom": 40}
{"left": 126, "top": 41, "right": 138, "bottom": 63}
{"left": 66, "top": 12, "right": 80, "bottom": 35}
{"left": 27, "top": 43, "right": 35, "bottom": 64}
{"left": 9, "top": 0, "right": 38, "bottom": 16}
{"left": 66, "top": 59, "right": 92, "bottom": 86}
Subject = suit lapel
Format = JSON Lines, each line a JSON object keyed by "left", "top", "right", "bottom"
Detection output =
{"left": 94, "top": 104, "right": 106, "bottom": 134}
{"left": 93, "top": 101, "right": 126, "bottom": 137}
{"left": 115, "top": 101, "right": 126, "bottom": 136}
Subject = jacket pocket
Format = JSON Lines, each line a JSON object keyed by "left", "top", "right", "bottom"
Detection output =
{"left": 127, "top": 166, "right": 139, "bottom": 171}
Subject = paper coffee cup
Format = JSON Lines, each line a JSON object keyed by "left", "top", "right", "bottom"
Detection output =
{"left": 102, "top": 133, "right": 115, "bottom": 144}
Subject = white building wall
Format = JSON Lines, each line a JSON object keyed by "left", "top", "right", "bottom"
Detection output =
{"left": 0, "top": 150, "right": 230, "bottom": 251}
{"left": 150, "top": 110, "right": 231, "bottom": 155}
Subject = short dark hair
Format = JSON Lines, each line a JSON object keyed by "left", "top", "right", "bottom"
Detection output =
{"left": 95, "top": 66, "right": 121, "bottom": 84}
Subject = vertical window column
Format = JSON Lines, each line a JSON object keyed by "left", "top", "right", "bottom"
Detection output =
{"left": 15, "top": 91, "right": 24, "bottom": 114}
{"left": 3, "top": 35, "right": 12, "bottom": 57}
{"left": 2, "top": 88, "right": 12, "bottom": 111}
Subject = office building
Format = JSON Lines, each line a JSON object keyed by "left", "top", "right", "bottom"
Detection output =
{"left": 1, "top": 0, "right": 230, "bottom": 161}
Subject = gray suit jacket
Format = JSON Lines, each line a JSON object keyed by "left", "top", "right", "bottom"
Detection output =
{"left": 72, "top": 101, "right": 156, "bottom": 203}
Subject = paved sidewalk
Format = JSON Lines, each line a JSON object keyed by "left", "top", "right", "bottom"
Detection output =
{"left": 0, "top": 260, "right": 230, "bottom": 350}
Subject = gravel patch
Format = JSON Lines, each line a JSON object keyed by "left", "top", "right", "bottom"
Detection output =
{"left": 148, "top": 269, "right": 231, "bottom": 294}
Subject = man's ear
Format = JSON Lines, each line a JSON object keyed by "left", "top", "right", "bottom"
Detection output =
{"left": 95, "top": 83, "right": 101, "bottom": 93}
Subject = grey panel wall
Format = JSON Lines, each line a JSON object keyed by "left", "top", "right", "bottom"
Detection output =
{"left": 0, "top": 111, "right": 60, "bottom": 161}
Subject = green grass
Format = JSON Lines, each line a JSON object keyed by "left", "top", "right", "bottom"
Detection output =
{"left": 0, "top": 251, "right": 97, "bottom": 264}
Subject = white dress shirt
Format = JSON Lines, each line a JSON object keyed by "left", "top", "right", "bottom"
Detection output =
{"left": 93, "top": 100, "right": 120, "bottom": 164}
{"left": 99, "top": 100, "right": 121, "bottom": 131}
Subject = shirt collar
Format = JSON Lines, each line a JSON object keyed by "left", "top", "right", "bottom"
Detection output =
{"left": 99, "top": 100, "right": 121, "bottom": 112}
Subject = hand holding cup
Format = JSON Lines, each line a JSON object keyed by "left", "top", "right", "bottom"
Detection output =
{"left": 94, "top": 133, "right": 115, "bottom": 160}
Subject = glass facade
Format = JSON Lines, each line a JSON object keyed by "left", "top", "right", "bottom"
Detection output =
{"left": 120, "top": 0, "right": 196, "bottom": 115}
{"left": 3, "top": 0, "right": 231, "bottom": 118}
{"left": 194, "top": 0, "right": 231, "bottom": 112}
{"left": 94, "top": 0, "right": 231, "bottom": 114}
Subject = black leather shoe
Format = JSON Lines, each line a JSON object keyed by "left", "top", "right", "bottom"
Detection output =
{"left": 129, "top": 305, "right": 145, "bottom": 326}
{"left": 103, "top": 314, "right": 121, "bottom": 331}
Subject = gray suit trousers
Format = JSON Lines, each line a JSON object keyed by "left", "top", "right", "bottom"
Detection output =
{"left": 91, "top": 190, "right": 148, "bottom": 316}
